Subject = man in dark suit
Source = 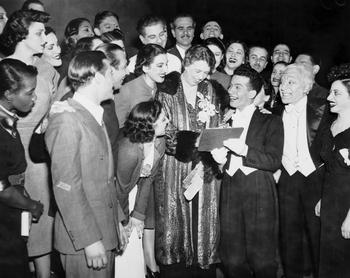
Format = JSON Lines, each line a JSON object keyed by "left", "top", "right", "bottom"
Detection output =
{"left": 277, "top": 63, "right": 332, "bottom": 278}
{"left": 211, "top": 65, "right": 284, "bottom": 278}
{"left": 45, "top": 51, "right": 126, "bottom": 278}
{"left": 168, "top": 13, "right": 196, "bottom": 63}
{"left": 295, "top": 53, "right": 328, "bottom": 99}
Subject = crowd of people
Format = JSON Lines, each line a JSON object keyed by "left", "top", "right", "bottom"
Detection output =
{"left": 1, "top": 1, "right": 350, "bottom": 278}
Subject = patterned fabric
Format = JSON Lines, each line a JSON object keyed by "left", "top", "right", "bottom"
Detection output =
{"left": 155, "top": 78, "right": 222, "bottom": 268}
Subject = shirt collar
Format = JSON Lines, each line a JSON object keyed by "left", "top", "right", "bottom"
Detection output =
{"left": 176, "top": 44, "right": 187, "bottom": 58}
{"left": 0, "top": 104, "right": 17, "bottom": 119}
{"left": 73, "top": 93, "right": 104, "bottom": 126}
{"left": 285, "top": 95, "right": 307, "bottom": 114}
{"left": 233, "top": 103, "right": 256, "bottom": 120}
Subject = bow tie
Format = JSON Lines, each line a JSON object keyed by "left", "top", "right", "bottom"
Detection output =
{"left": 285, "top": 104, "right": 303, "bottom": 114}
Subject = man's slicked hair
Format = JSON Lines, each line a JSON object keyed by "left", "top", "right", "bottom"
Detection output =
{"left": 68, "top": 51, "right": 108, "bottom": 91}
{"left": 234, "top": 64, "right": 263, "bottom": 93}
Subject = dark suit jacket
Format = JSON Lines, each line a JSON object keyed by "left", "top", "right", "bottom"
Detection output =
{"left": 45, "top": 99, "right": 124, "bottom": 254}
{"left": 240, "top": 109, "right": 284, "bottom": 172}
{"left": 168, "top": 45, "right": 183, "bottom": 63}
{"left": 309, "top": 82, "right": 328, "bottom": 100}
{"left": 115, "top": 135, "right": 165, "bottom": 222}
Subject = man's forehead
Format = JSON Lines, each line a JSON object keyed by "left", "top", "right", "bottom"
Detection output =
{"left": 283, "top": 68, "right": 300, "bottom": 79}
{"left": 174, "top": 16, "right": 194, "bottom": 26}
{"left": 274, "top": 44, "right": 290, "bottom": 53}
{"left": 250, "top": 47, "right": 267, "bottom": 57}
{"left": 232, "top": 75, "right": 250, "bottom": 85}
{"left": 296, "top": 54, "right": 311, "bottom": 64}
{"left": 144, "top": 23, "right": 166, "bottom": 35}
{"left": 204, "top": 21, "right": 221, "bottom": 30}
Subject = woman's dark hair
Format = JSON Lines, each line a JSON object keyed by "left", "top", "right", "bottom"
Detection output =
{"left": 94, "top": 10, "right": 119, "bottom": 29}
{"left": 124, "top": 100, "right": 162, "bottom": 143}
{"left": 327, "top": 63, "right": 350, "bottom": 94}
{"left": 45, "top": 26, "right": 55, "bottom": 36}
{"left": 134, "top": 43, "right": 166, "bottom": 77}
{"left": 204, "top": 37, "right": 225, "bottom": 54}
{"left": 100, "top": 29, "right": 124, "bottom": 43}
{"left": 96, "top": 43, "right": 124, "bottom": 69}
{"left": 61, "top": 18, "right": 90, "bottom": 56}
{"left": 0, "top": 58, "right": 38, "bottom": 98}
{"left": 0, "top": 9, "right": 49, "bottom": 55}
{"left": 183, "top": 44, "right": 216, "bottom": 73}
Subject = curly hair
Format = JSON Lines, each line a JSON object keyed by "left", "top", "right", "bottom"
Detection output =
{"left": 183, "top": 44, "right": 216, "bottom": 73}
{"left": 0, "top": 9, "right": 49, "bottom": 55}
{"left": 134, "top": 43, "right": 166, "bottom": 77}
{"left": 327, "top": 63, "right": 350, "bottom": 93}
{"left": 124, "top": 100, "right": 162, "bottom": 143}
{"left": 0, "top": 58, "right": 38, "bottom": 98}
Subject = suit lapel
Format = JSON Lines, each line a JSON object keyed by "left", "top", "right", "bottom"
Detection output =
{"left": 245, "top": 109, "right": 261, "bottom": 146}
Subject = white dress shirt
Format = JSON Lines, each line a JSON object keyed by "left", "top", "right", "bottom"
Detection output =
{"left": 226, "top": 104, "right": 257, "bottom": 176}
{"left": 282, "top": 96, "right": 316, "bottom": 177}
{"left": 73, "top": 93, "right": 104, "bottom": 126}
{"left": 175, "top": 44, "right": 186, "bottom": 59}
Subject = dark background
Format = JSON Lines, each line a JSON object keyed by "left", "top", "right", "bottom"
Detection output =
{"left": 2, "top": 0, "right": 350, "bottom": 86}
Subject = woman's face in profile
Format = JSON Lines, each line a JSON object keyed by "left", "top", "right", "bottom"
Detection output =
{"left": 143, "top": 53, "right": 168, "bottom": 83}
{"left": 43, "top": 32, "right": 62, "bottom": 67}
{"left": 153, "top": 110, "right": 169, "bottom": 137}
{"left": 22, "top": 22, "right": 46, "bottom": 54}
{"left": 0, "top": 6, "right": 7, "bottom": 35}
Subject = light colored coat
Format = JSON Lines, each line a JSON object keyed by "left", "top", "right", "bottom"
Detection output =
{"left": 45, "top": 99, "right": 123, "bottom": 255}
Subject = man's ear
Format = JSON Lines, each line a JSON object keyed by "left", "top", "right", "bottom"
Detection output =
{"left": 93, "top": 72, "right": 105, "bottom": 85}
{"left": 288, "top": 56, "right": 293, "bottom": 63}
{"left": 219, "top": 34, "right": 223, "bottom": 40}
{"left": 313, "top": 64, "right": 320, "bottom": 76}
{"left": 248, "top": 89, "right": 257, "bottom": 99}
{"left": 200, "top": 33, "right": 204, "bottom": 40}
{"left": 94, "top": 28, "right": 101, "bottom": 36}
{"left": 263, "top": 61, "right": 268, "bottom": 70}
{"left": 4, "top": 90, "right": 13, "bottom": 102}
{"left": 171, "top": 28, "right": 176, "bottom": 39}
{"left": 139, "top": 34, "right": 146, "bottom": 45}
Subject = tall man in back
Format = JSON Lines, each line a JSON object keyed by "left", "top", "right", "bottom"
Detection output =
{"left": 45, "top": 51, "right": 126, "bottom": 278}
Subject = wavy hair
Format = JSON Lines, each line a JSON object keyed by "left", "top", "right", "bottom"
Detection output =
{"left": 0, "top": 9, "right": 49, "bottom": 55}
{"left": 183, "top": 44, "right": 216, "bottom": 73}
{"left": 124, "top": 100, "right": 162, "bottom": 143}
{"left": 134, "top": 43, "right": 166, "bottom": 77}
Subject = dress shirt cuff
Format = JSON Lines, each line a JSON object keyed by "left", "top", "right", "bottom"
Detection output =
{"left": 238, "top": 144, "right": 248, "bottom": 157}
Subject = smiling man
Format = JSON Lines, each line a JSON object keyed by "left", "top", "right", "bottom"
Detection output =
{"left": 271, "top": 43, "right": 292, "bottom": 65}
{"left": 211, "top": 65, "right": 283, "bottom": 278}
{"left": 200, "top": 20, "right": 224, "bottom": 40}
{"left": 277, "top": 63, "right": 332, "bottom": 278}
{"left": 127, "top": 15, "right": 181, "bottom": 74}
{"left": 168, "top": 13, "right": 195, "bottom": 62}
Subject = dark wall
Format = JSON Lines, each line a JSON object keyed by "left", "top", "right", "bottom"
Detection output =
{"left": 2, "top": 0, "right": 350, "bottom": 86}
